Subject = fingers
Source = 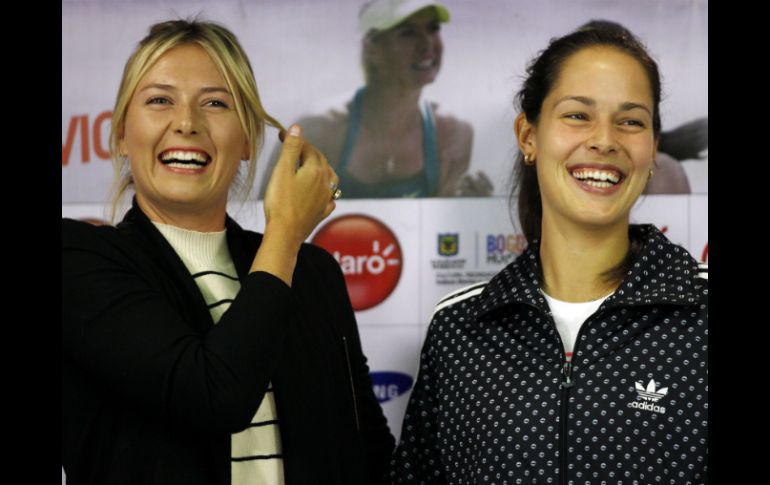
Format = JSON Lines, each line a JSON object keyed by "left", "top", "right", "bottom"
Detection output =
{"left": 476, "top": 171, "right": 492, "bottom": 185}
{"left": 276, "top": 124, "right": 304, "bottom": 173}
{"left": 260, "top": 121, "right": 342, "bottom": 248}
{"left": 319, "top": 163, "right": 339, "bottom": 219}
{"left": 454, "top": 172, "right": 494, "bottom": 197}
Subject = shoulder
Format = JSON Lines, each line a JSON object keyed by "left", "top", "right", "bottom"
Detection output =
{"left": 62, "top": 217, "right": 99, "bottom": 241}
{"left": 62, "top": 218, "right": 125, "bottom": 253}
{"left": 294, "top": 106, "right": 351, "bottom": 154}
{"left": 429, "top": 102, "right": 473, "bottom": 170}
{"left": 431, "top": 103, "right": 472, "bottom": 136}
{"left": 432, "top": 281, "right": 487, "bottom": 319}
{"left": 62, "top": 218, "right": 151, "bottom": 286}
{"left": 696, "top": 262, "right": 708, "bottom": 281}
{"left": 296, "top": 107, "right": 349, "bottom": 132}
{"left": 694, "top": 262, "right": 708, "bottom": 299}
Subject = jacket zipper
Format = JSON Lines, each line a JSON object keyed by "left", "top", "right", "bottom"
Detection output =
{"left": 342, "top": 336, "right": 360, "bottom": 432}
{"left": 555, "top": 308, "right": 599, "bottom": 485}
{"left": 560, "top": 358, "right": 573, "bottom": 485}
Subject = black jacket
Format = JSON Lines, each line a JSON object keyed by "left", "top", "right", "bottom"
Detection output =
{"left": 390, "top": 225, "right": 707, "bottom": 484}
{"left": 63, "top": 204, "right": 395, "bottom": 484}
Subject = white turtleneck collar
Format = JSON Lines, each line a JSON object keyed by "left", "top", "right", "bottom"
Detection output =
{"left": 151, "top": 221, "right": 232, "bottom": 274}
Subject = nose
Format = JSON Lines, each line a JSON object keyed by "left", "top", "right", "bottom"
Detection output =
{"left": 174, "top": 104, "right": 200, "bottom": 136}
{"left": 587, "top": 120, "right": 619, "bottom": 155}
{"left": 416, "top": 28, "right": 437, "bottom": 52}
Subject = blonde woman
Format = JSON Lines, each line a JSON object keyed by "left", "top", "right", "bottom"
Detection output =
{"left": 260, "top": 0, "right": 490, "bottom": 199}
{"left": 63, "top": 19, "right": 394, "bottom": 485}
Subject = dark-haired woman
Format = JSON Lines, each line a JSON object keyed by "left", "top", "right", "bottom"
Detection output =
{"left": 389, "top": 22, "right": 707, "bottom": 484}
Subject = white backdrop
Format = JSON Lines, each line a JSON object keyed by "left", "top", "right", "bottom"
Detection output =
{"left": 62, "top": 0, "right": 708, "bottom": 204}
{"left": 62, "top": 0, "right": 707, "bottom": 481}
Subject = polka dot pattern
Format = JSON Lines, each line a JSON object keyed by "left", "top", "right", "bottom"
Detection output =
{"left": 389, "top": 225, "right": 708, "bottom": 484}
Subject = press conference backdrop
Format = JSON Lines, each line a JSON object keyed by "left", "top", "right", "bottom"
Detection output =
{"left": 62, "top": 0, "right": 707, "bottom": 479}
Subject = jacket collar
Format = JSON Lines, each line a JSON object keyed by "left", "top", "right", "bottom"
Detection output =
{"left": 119, "top": 197, "right": 257, "bottom": 275}
{"left": 478, "top": 224, "right": 701, "bottom": 321}
{"left": 117, "top": 198, "right": 258, "bottom": 332}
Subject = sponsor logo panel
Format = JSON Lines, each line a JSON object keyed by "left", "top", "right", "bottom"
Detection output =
{"left": 312, "top": 214, "right": 402, "bottom": 311}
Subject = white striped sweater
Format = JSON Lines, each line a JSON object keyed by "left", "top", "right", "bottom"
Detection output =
{"left": 153, "top": 222, "right": 285, "bottom": 485}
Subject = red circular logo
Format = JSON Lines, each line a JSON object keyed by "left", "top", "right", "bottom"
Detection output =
{"left": 312, "top": 214, "right": 402, "bottom": 311}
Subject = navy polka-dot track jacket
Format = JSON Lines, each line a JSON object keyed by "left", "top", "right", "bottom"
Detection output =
{"left": 390, "top": 224, "right": 708, "bottom": 484}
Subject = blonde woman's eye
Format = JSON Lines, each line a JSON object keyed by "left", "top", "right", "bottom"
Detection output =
{"left": 206, "top": 99, "right": 229, "bottom": 108}
{"left": 146, "top": 97, "right": 170, "bottom": 105}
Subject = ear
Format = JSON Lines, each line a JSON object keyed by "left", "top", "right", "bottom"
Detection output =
{"left": 514, "top": 113, "right": 536, "bottom": 156}
{"left": 241, "top": 142, "right": 251, "bottom": 161}
{"left": 362, "top": 35, "right": 379, "bottom": 64}
{"left": 116, "top": 123, "right": 127, "bottom": 157}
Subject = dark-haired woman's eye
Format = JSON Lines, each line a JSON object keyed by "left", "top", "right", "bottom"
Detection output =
{"left": 564, "top": 113, "right": 588, "bottom": 121}
{"left": 621, "top": 119, "right": 645, "bottom": 128}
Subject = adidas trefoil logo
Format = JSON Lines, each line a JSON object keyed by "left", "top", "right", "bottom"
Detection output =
{"left": 634, "top": 379, "right": 668, "bottom": 402}
{"left": 627, "top": 378, "right": 668, "bottom": 414}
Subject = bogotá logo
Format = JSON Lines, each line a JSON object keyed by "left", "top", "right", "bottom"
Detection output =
{"left": 312, "top": 214, "right": 402, "bottom": 311}
{"left": 486, "top": 233, "right": 527, "bottom": 264}
{"left": 370, "top": 371, "right": 414, "bottom": 404}
{"left": 438, "top": 233, "right": 459, "bottom": 256}
{"left": 628, "top": 379, "right": 668, "bottom": 414}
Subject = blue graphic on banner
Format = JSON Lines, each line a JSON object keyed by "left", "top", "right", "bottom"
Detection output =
{"left": 486, "top": 233, "right": 527, "bottom": 265}
{"left": 370, "top": 371, "right": 414, "bottom": 403}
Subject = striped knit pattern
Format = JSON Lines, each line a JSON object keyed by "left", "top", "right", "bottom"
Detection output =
{"left": 153, "top": 222, "right": 285, "bottom": 484}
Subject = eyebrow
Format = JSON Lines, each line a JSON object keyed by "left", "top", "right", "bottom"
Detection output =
{"left": 554, "top": 96, "right": 652, "bottom": 116}
{"left": 138, "top": 83, "right": 233, "bottom": 97}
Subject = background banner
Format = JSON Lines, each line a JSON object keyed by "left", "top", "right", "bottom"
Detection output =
{"left": 62, "top": 2, "right": 707, "bottom": 477}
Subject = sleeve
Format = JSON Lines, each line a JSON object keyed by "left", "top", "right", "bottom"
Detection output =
{"left": 322, "top": 249, "right": 397, "bottom": 484}
{"left": 62, "top": 221, "right": 297, "bottom": 433}
{"left": 388, "top": 320, "right": 446, "bottom": 484}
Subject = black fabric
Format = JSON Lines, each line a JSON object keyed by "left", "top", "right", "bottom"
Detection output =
{"left": 390, "top": 225, "right": 708, "bottom": 483}
{"left": 63, "top": 202, "right": 395, "bottom": 485}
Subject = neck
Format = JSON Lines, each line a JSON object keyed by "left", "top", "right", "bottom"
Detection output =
{"left": 361, "top": 82, "right": 422, "bottom": 128}
{"left": 136, "top": 194, "right": 227, "bottom": 233}
{"left": 538, "top": 215, "right": 630, "bottom": 302}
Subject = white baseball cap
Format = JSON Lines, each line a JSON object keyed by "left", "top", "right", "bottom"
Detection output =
{"left": 358, "top": 0, "right": 450, "bottom": 35}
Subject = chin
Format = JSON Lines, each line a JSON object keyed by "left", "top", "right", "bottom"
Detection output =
{"left": 416, "top": 72, "right": 438, "bottom": 87}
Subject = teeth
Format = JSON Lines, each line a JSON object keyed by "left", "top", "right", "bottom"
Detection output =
{"left": 571, "top": 168, "right": 620, "bottom": 184}
{"left": 165, "top": 162, "right": 206, "bottom": 170}
{"left": 585, "top": 180, "right": 613, "bottom": 188}
{"left": 415, "top": 59, "right": 434, "bottom": 68}
{"left": 161, "top": 150, "right": 208, "bottom": 163}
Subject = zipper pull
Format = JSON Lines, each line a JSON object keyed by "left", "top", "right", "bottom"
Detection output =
{"left": 561, "top": 361, "right": 574, "bottom": 388}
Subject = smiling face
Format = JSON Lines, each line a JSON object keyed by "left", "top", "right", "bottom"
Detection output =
{"left": 518, "top": 46, "right": 657, "bottom": 232}
{"left": 367, "top": 7, "right": 443, "bottom": 87}
{"left": 118, "top": 43, "right": 248, "bottom": 226}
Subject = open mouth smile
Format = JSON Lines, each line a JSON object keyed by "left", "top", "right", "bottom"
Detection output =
{"left": 413, "top": 58, "right": 438, "bottom": 70}
{"left": 568, "top": 167, "right": 624, "bottom": 189}
{"left": 158, "top": 149, "right": 212, "bottom": 170}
